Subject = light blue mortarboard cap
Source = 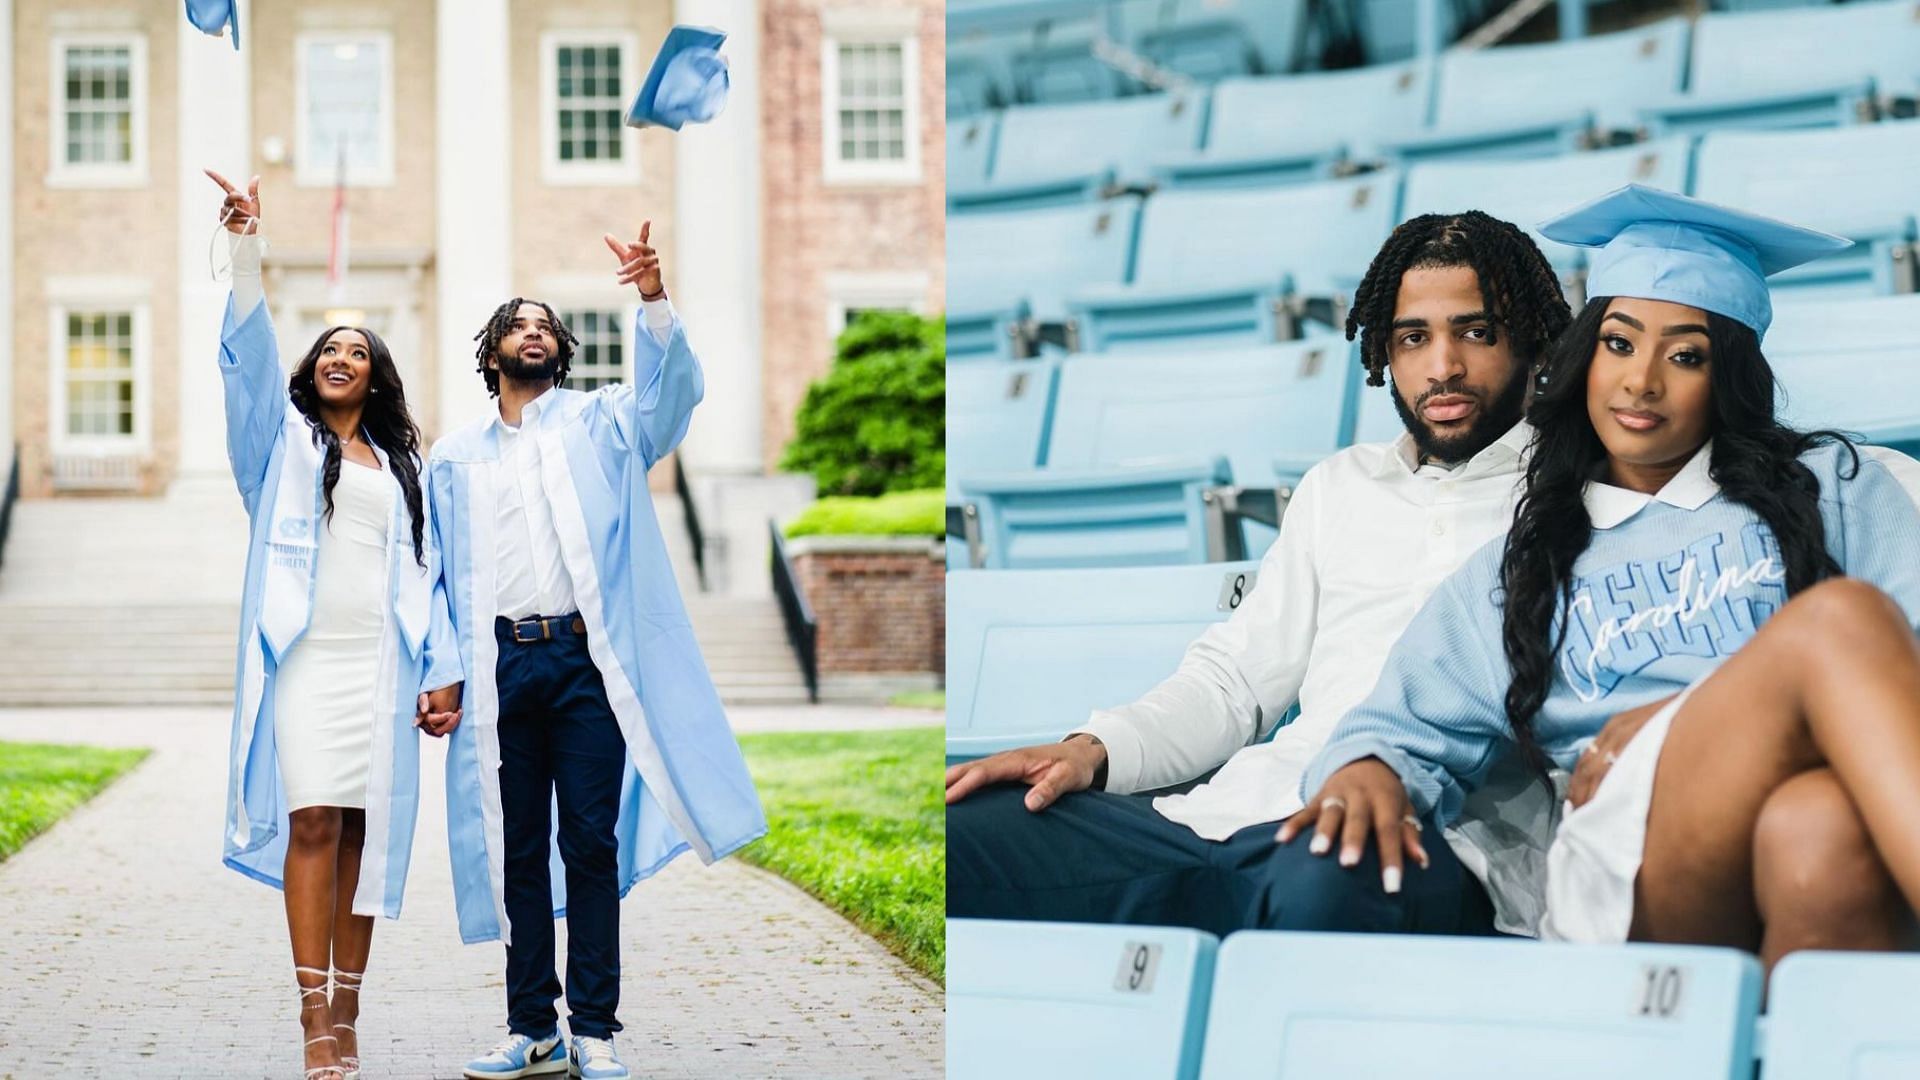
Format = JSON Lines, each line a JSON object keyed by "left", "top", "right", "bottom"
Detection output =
{"left": 184, "top": 0, "right": 240, "bottom": 50}
{"left": 626, "top": 26, "right": 729, "bottom": 131}
{"left": 1537, "top": 184, "right": 1851, "bottom": 339}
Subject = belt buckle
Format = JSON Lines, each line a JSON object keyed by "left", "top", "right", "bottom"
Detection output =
{"left": 513, "top": 618, "right": 550, "bottom": 644}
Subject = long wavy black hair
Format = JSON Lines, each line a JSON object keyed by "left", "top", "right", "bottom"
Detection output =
{"left": 1496, "top": 297, "right": 1856, "bottom": 776}
{"left": 287, "top": 326, "right": 427, "bottom": 568}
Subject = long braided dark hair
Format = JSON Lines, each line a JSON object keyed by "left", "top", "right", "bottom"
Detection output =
{"left": 472, "top": 298, "right": 578, "bottom": 397}
{"left": 287, "top": 326, "right": 428, "bottom": 568}
{"left": 1496, "top": 297, "right": 1855, "bottom": 777}
{"left": 1346, "top": 211, "right": 1572, "bottom": 388}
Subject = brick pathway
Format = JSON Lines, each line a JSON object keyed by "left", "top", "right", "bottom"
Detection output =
{"left": 0, "top": 705, "right": 943, "bottom": 1079}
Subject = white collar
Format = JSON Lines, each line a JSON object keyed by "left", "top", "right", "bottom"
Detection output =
{"left": 493, "top": 384, "right": 561, "bottom": 435}
{"left": 1583, "top": 439, "right": 1720, "bottom": 530}
{"left": 1376, "top": 419, "right": 1535, "bottom": 481}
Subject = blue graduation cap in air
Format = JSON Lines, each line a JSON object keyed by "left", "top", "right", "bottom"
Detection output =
{"left": 184, "top": 0, "right": 239, "bottom": 50}
{"left": 626, "top": 26, "right": 729, "bottom": 131}
{"left": 1538, "top": 184, "right": 1852, "bottom": 340}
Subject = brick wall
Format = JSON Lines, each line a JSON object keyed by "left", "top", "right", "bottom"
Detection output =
{"left": 791, "top": 536, "right": 944, "bottom": 677}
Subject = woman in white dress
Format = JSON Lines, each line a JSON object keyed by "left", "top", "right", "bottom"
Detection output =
{"left": 208, "top": 172, "right": 465, "bottom": 1080}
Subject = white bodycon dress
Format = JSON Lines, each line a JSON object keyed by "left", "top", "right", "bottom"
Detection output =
{"left": 273, "top": 458, "right": 393, "bottom": 811}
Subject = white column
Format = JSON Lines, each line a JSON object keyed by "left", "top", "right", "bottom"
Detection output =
{"left": 672, "top": 0, "right": 763, "bottom": 475}
{"left": 173, "top": 0, "right": 251, "bottom": 494}
{"left": 0, "top": 0, "right": 14, "bottom": 486}
{"left": 436, "top": 0, "right": 512, "bottom": 433}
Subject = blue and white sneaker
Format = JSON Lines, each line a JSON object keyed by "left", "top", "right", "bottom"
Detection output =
{"left": 569, "top": 1035, "right": 631, "bottom": 1079}
{"left": 462, "top": 1031, "right": 568, "bottom": 1079}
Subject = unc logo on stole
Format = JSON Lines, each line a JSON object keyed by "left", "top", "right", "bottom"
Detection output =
{"left": 1558, "top": 524, "right": 1787, "bottom": 703}
{"left": 270, "top": 516, "right": 313, "bottom": 572}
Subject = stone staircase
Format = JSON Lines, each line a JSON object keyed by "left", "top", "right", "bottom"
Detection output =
{"left": 0, "top": 487, "right": 809, "bottom": 707}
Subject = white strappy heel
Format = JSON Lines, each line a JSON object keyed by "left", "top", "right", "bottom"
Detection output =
{"left": 296, "top": 966, "right": 345, "bottom": 1080}
{"left": 332, "top": 968, "right": 364, "bottom": 1080}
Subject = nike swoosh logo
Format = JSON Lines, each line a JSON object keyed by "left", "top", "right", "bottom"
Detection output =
{"left": 530, "top": 1044, "right": 556, "bottom": 1063}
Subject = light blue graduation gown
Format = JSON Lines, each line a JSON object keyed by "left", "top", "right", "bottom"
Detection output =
{"left": 218, "top": 296, "right": 464, "bottom": 917}
{"left": 429, "top": 309, "right": 768, "bottom": 946}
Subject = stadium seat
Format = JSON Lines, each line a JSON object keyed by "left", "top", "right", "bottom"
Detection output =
{"left": 1399, "top": 136, "right": 1693, "bottom": 278}
{"left": 1350, "top": 374, "right": 1406, "bottom": 445}
{"left": 1763, "top": 951, "right": 1920, "bottom": 1079}
{"left": 947, "top": 358, "right": 1060, "bottom": 495}
{"left": 946, "top": 562, "right": 1259, "bottom": 756}
{"left": 1134, "top": 0, "right": 1311, "bottom": 81}
{"left": 953, "top": 339, "right": 1351, "bottom": 568}
{"left": 1381, "top": 18, "right": 1690, "bottom": 162}
{"left": 1069, "top": 174, "right": 1399, "bottom": 351}
{"left": 1197, "top": 932, "right": 1762, "bottom": 1080}
{"left": 1354, "top": 0, "right": 1463, "bottom": 64}
{"left": 949, "top": 92, "right": 1208, "bottom": 210}
{"left": 1154, "top": 62, "right": 1430, "bottom": 189}
{"left": 1641, "top": 0, "right": 1920, "bottom": 134}
{"left": 1693, "top": 123, "right": 1920, "bottom": 296}
{"left": 948, "top": 111, "right": 999, "bottom": 192}
{"left": 948, "top": 197, "right": 1142, "bottom": 359}
{"left": 1764, "top": 294, "right": 1920, "bottom": 457}
{"left": 948, "top": 53, "right": 1006, "bottom": 117}
{"left": 949, "top": 920, "right": 1217, "bottom": 1080}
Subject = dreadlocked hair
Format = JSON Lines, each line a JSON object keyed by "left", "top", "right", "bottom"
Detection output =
{"left": 472, "top": 297, "right": 578, "bottom": 397}
{"left": 287, "top": 326, "right": 428, "bottom": 569}
{"left": 1496, "top": 298, "right": 1855, "bottom": 781}
{"left": 1346, "top": 210, "right": 1572, "bottom": 386}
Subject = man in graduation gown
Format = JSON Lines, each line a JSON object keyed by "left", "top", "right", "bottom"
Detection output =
{"left": 428, "top": 221, "right": 765, "bottom": 1080}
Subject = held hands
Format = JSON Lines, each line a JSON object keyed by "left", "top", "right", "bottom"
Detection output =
{"left": 944, "top": 734, "right": 1107, "bottom": 812}
{"left": 205, "top": 169, "right": 262, "bottom": 234}
{"left": 1568, "top": 696, "right": 1665, "bottom": 810}
{"left": 602, "top": 221, "right": 664, "bottom": 299}
{"left": 415, "top": 683, "right": 464, "bottom": 738}
{"left": 1277, "top": 757, "right": 1429, "bottom": 895}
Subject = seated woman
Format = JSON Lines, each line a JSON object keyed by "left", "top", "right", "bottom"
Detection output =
{"left": 1283, "top": 184, "right": 1920, "bottom": 970}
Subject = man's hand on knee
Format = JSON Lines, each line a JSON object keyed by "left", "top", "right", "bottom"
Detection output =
{"left": 944, "top": 734, "right": 1108, "bottom": 811}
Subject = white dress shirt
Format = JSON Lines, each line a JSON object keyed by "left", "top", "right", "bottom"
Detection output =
{"left": 493, "top": 299, "right": 675, "bottom": 620}
{"left": 1077, "top": 421, "right": 1536, "bottom": 840}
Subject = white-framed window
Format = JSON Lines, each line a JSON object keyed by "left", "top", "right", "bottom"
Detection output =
{"left": 295, "top": 32, "right": 396, "bottom": 187}
{"left": 825, "top": 271, "right": 930, "bottom": 341}
{"left": 541, "top": 32, "right": 642, "bottom": 185}
{"left": 49, "top": 302, "right": 150, "bottom": 453}
{"left": 48, "top": 33, "right": 148, "bottom": 188}
{"left": 556, "top": 305, "right": 635, "bottom": 392}
{"left": 821, "top": 11, "right": 921, "bottom": 185}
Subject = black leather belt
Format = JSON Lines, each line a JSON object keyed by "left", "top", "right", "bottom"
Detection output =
{"left": 501, "top": 614, "right": 588, "bottom": 643}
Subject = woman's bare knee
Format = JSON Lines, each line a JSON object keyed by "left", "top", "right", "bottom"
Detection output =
{"left": 1753, "top": 769, "right": 1892, "bottom": 927}
{"left": 288, "top": 807, "right": 342, "bottom": 851}
{"left": 1776, "top": 579, "right": 1909, "bottom": 648}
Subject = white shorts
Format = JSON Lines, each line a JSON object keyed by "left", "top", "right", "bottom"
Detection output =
{"left": 1538, "top": 682, "right": 1701, "bottom": 943}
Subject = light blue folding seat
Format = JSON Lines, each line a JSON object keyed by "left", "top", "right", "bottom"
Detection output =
{"left": 1154, "top": 62, "right": 1429, "bottom": 189}
{"left": 949, "top": 92, "right": 1208, "bottom": 210}
{"left": 947, "top": 358, "right": 1059, "bottom": 494}
{"left": 1765, "top": 294, "right": 1920, "bottom": 457}
{"left": 1763, "top": 951, "right": 1920, "bottom": 1079}
{"left": 1380, "top": 18, "right": 1689, "bottom": 163}
{"left": 1355, "top": 0, "right": 1461, "bottom": 63}
{"left": 949, "top": 920, "right": 1218, "bottom": 1080}
{"left": 1135, "top": 0, "right": 1311, "bottom": 81}
{"left": 954, "top": 338, "right": 1352, "bottom": 568}
{"left": 945, "top": 562, "right": 1259, "bottom": 756}
{"left": 1399, "top": 136, "right": 1692, "bottom": 282}
{"left": 947, "top": 110, "right": 999, "bottom": 193}
{"left": 947, "top": 0, "right": 1125, "bottom": 104}
{"left": 1349, "top": 373, "right": 1406, "bottom": 445}
{"left": 1198, "top": 932, "right": 1762, "bottom": 1080}
{"left": 948, "top": 197, "right": 1141, "bottom": 359}
{"left": 1693, "top": 123, "right": 1920, "bottom": 297}
{"left": 1642, "top": 0, "right": 1920, "bottom": 134}
{"left": 1069, "top": 173, "right": 1399, "bottom": 351}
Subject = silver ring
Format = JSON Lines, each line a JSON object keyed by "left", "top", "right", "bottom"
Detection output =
{"left": 1603, "top": 751, "right": 1619, "bottom": 766}
{"left": 1319, "top": 796, "right": 1348, "bottom": 813}
{"left": 1401, "top": 813, "right": 1422, "bottom": 832}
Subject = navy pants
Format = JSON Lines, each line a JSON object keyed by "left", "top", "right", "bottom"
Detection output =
{"left": 494, "top": 617, "right": 627, "bottom": 1040}
{"left": 947, "top": 783, "right": 1498, "bottom": 937}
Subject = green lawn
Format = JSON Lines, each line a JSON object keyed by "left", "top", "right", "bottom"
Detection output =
{"left": 888, "top": 690, "right": 945, "bottom": 711}
{"left": 736, "top": 727, "right": 943, "bottom": 983}
{"left": 0, "top": 741, "right": 150, "bottom": 862}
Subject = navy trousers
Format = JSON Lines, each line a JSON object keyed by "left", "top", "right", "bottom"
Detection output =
{"left": 947, "top": 782, "right": 1498, "bottom": 937}
{"left": 494, "top": 617, "right": 627, "bottom": 1040}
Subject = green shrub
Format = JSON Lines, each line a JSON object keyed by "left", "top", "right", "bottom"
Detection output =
{"left": 784, "top": 488, "right": 944, "bottom": 539}
{"left": 779, "top": 311, "right": 944, "bottom": 497}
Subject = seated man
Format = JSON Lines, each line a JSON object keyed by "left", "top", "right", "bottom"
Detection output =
{"left": 946, "top": 211, "right": 1574, "bottom": 938}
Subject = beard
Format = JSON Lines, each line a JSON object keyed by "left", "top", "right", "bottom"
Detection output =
{"left": 496, "top": 343, "right": 560, "bottom": 384}
{"left": 1390, "top": 366, "right": 1529, "bottom": 465}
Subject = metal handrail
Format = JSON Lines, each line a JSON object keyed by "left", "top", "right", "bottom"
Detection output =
{"left": 768, "top": 519, "right": 819, "bottom": 703}
{"left": 673, "top": 454, "right": 708, "bottom": 591}
{"left": 0, "top": 445, "right": 20, "bottom": 567}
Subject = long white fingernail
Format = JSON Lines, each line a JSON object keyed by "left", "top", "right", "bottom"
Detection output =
{"left": 1339, "top": 848, "right": 1358, "bottom": 868}
{"left": 1309, "top": 834, "right": 1330, "bottom": 855}
{"left": 1382, "top": 867, "right": 1402, "bottom": 894}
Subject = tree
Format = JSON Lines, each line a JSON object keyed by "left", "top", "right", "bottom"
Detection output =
{"left": 779, "top": 311, "right": 945, "bottom": 497}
